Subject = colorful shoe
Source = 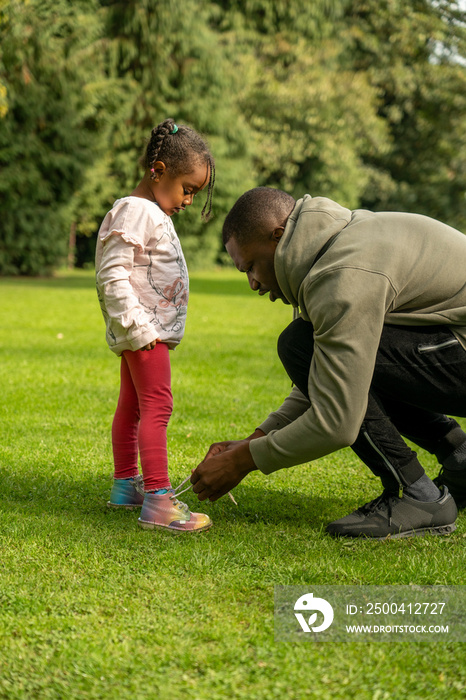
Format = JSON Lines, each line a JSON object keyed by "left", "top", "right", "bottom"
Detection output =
{"left": 433, "top": 466, "right": 466, "bottom": 509}
{"left": 326, "top": 486, "right": 457, "bottom": 540}
{"left": 107, "top": 475, "right": 145, "bottom": 509}
{"left": 138, "top": 487, "right": 212, "bottom": 533}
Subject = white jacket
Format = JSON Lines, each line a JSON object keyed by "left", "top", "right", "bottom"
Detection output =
{"left": 95, "top": 197, "right": 189, "bottom": 354}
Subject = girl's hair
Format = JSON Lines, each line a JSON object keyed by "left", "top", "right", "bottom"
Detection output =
{"left": 140, "top": 118, "right": 215, "bottom": 221}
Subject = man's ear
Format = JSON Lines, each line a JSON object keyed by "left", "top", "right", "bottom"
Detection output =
{"left": 152, "top": 161, "right": 167, "bottom": 181}
{"left": 272, "top": 226, "right": 285, "bottom": 243}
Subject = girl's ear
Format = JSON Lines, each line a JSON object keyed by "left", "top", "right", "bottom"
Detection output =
{"left": 151, "top": 161, "right": 167, "bottom": 181}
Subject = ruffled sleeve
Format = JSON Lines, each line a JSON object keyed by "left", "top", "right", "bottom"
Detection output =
{"left": 98, "top": 197, "right": 164, "bottom": 252}
{"left": 96, "top": 198, "right": 165, "bottom": 351}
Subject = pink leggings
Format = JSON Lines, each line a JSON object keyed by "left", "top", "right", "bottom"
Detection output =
{"left": 112, "top": 343, "right": 172, "bottom": 491}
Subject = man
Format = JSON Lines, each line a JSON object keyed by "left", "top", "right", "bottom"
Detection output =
{"left": 191, "top": 187, "right": 466, "bottom": 539}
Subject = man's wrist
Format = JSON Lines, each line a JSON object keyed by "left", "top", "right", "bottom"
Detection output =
{"left": 246, "top": 428, "right": 266, "bottom": 441}
{"left": 239, "top": 435, "right": 261, "bottom": 473}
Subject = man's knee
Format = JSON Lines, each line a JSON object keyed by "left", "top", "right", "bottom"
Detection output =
{"left": 277, "top": 318, "right": 315, "bottom": 398}
{"left": 277, "top": 322, "right": 296, "bottom": 367}
{"left": 277, "top": 318, "right": 313, "bottom": 365}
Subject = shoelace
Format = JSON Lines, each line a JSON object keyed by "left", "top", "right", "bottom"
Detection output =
{"left": 133, "top": 473, "right": 238, "bottom": 506}
{"left": 172, "top": 475, "right": 194, "bottom": 497}
{"left": 358, "top": 490, "right": 395, "bottom": 523}
{"left": 169, "top": 490, "right": 190, "bottom": 515}
{"left": 130, "top": 475, "right": 191, "bottom": 509}
{"left": 172, "top": 475, "right": 238, "bottom": 506}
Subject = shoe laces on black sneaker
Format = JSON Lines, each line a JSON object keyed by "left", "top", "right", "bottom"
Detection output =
{"left": 358, "top": 490, "right": 396, "bottom": 521}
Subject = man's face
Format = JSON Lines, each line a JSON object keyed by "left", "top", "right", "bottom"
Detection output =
{"left": 225, "top": 231, "right": 286, "bottom": 303}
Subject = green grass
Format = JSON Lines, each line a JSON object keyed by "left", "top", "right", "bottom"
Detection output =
{"left": 0, "top": 270, "right": 465, "bottom": 700}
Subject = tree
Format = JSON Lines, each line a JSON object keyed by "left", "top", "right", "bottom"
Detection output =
{"left": 212, "top": 0, "right": 390, "bottom": 208}
{"left": 0, "top": 0, "right": 104, "bottom": 275}
{"left": 214, "top": 0, "right": 466, "bottom": 227}
{"left": 86, "top": 0, "right": 254, "bottom": 267}
{"left": 1, "top": 0, "right": 463, "bottom": 275}
{"left": 346, "top": 0, "right": 466, "bottom": 230}
{"left": 0, "top": 1, "right": 8, "bottom": 118}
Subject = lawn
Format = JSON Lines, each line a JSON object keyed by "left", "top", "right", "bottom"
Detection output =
{"left": 0, "top": 270, "right": 465, "bottom": 699}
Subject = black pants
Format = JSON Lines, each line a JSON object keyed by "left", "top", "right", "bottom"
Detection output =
{"left": 278, "top": 319, "right": 466, "bottom": 491}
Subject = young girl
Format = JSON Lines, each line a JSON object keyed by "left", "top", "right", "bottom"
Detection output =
{"left": 96, "top": 118, "right": 215, "bottom": 533}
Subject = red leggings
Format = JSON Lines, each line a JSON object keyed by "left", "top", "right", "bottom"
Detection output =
{"left": 112, "top": 343, "right": 172, "bottom": 491}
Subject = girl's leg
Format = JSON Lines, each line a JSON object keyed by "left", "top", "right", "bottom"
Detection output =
{"left": 123, "top": 344, "right": 173, "bottom": 492}
{"left": 112, "top": 354, "right": 140, "bottom": 480}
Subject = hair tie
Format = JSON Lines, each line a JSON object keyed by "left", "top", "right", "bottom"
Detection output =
{"left": 171, "top": 124, "right": 178, "bottom": 134}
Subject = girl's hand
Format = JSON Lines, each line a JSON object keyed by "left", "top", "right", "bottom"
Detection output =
{"left": 141, "top": 339, "right": 159, "bottom": 351}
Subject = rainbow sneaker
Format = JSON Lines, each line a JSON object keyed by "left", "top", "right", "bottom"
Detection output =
{"left": 107, "top": 475, "right": 145, "bottom": 509}
{"left": 138, "top": 484, "right": 212, "bottom": 533}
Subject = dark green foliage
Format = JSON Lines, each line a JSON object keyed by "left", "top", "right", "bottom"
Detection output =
{"left": 0, "top": 0, "right": 103, "bottom": 275}
{"left": 99, "top": 0, "right": 253, "bottom": 267}
{"left": 0, "top": 0, "right": 464, "bottom": 275}
{"left": 346, "top": 0, "right": 466, "bottom": 230}
{"left": 226, "top": 4, "right": 390, "bottom": 207}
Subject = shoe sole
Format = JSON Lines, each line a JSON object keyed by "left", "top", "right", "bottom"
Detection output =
{"left": 137, "top": 519, "right": 212, "bottom": 534}
{"left": 329, "top": 522, "right": 456, "bottom": 540}
{"left": 107, "top": 501, "right": 142, "bottom": 510}
{"left": 375, "top": 522, "right": 457, "bottom": 540}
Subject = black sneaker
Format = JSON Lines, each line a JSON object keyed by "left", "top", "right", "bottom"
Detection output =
{"left": 326, "top": 487, "right": 457, "bottom": 540}
{"left": 433, "top": 467, "right": 466, "bottom": 509}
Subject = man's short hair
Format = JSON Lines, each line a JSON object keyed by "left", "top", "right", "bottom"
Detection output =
{"left": 222, "top": 187, "right": 295, "bottom": 246}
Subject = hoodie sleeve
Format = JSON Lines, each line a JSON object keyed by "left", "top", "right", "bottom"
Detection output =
{"left": 249, "top": 266, "right": 397, "bottom": 474}
{"left": 257, "top": 386, "right": 311, "bottom": 434}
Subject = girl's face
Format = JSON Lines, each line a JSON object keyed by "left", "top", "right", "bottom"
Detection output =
{"left": 151, "top": 160, "right": 210, "bottom": 217}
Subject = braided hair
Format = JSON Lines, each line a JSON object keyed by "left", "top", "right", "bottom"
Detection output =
{"left": 140, "top": 118, "right": 215, "bottom": 221}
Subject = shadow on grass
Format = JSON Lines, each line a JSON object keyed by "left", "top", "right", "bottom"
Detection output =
{"left": 0, "top": 468, "right": 345, "bottom": 536}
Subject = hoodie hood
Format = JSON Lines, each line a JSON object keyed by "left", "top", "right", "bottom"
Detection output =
{"left": 275, "top": 195, "right": 352, "bottom": 307}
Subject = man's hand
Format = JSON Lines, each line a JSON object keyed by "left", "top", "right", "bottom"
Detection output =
{"left": 202, "top": 439, "right": 242, "bottom": 461}
{"left": 191, "top": 430, "right": 265, "bottom": 502}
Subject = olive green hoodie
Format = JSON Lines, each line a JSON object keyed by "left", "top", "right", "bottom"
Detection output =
{"left": 249, "top": 195, "right": 466, "bottom": 475}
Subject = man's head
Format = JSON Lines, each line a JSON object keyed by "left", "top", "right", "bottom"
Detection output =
{"left": 222, "top": 187, "right": 295, "bottom": 302}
